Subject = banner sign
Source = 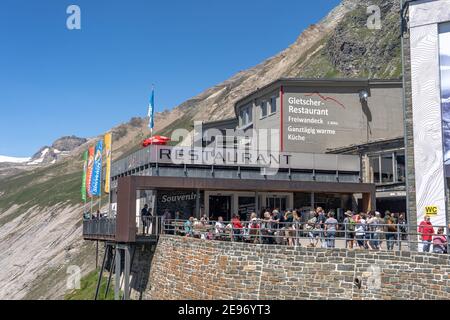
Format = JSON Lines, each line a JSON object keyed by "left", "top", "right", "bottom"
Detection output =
{"left": 104, "top": 133, "right": 112, "bottom": 194}
{"left": 86, "top": 146, "right": 95, "bottom": 198}
{"left": 440, "top": 23, "right": 450, "bottom": 177}
{"left": 81, "top": 150, "right": 88, "bottom": 202}
{"left": 90, "top": 140, "right": 103, "bottom": 197}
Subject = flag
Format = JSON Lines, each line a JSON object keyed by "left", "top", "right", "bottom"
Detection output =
{"left": 148, "top": 88, "right": 155, "bottom": 129}
{"left": 90, "top": 140, "right": 103, "bottom": 197}
{"left": 81, "top": 150, "right": 88, "bottom": 202}
{"left": 86, "top": 146, "right": 95, "bottom": 198}
{"left": 104, "top": 133, "right": 112, "bottom": 194}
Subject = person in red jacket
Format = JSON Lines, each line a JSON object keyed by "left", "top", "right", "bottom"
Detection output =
{"left": 418, "top": 216, "right": 434, "bottom": 252}
{"left": 231, "top": 215, "right": 243, "bottom": 242}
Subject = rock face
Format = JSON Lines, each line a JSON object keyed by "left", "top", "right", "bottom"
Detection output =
{"left": 29, "top": 136, "right": 88, "bottom": 166}
{"left": 0, "top": 0, "right": 404, "bottom": 300}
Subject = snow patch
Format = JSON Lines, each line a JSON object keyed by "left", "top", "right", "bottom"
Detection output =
{"left": 0, "top": 156, "right": 31, "bottom": 164}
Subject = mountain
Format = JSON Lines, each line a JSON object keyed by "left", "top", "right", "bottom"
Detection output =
{"left": 0, "top": 0, "right": 402, "bottom": 299}
{"left": 28, "top": 136, "right": 88, "bottom": 166}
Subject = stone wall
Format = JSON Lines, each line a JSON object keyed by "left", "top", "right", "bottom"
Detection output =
{"left": 144, "top": 235, "right": 450, "bottom": 300}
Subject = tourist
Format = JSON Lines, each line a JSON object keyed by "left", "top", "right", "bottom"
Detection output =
{"left": 398, "top": 213, "right": 407, "bottom": 241}
{"left": 261, "top": 211, "right": 274, "bottom": 244}
{"left": 355, "top": 213, "right": 367, "bottom": 249}
{"left": 366, "top": 212, "right": 378, "bottom": 250}
{"left": 184, "top": 216, "right": 194, "bottom": 237}
{"left": 316, "top": 207, "right": 327, "bottom": 248}
{"left": 292, "top": 210, "right": 301, "bottom": 247}
{"left": 418, "top": 216, "right": 434, "bottom": 252}
{"left": 231, "top": 214, "right": 244, "bottom": 242}
{"left": 284, "top": 211, "right": 294, "bottom": 246}
{"left": 306, "top": 211, "right": 319, "bottom": 247}
{"left": 141, "top": 204, "right": 150, "bottom": 235}
{"left": 375, "top": 212, "right": 384, "bottom": 250}
{"left": 271, "top": 209, "right": 283, "bottom": 244}
{"left": 325, "top": 212, "right": 338, "bottom": 248}
{"left": 385, "top": 213, "right": 397, "bottom": 251}
{"left": 248, "top": 212, "right": 260, "bottom": 244}
{"left": 200, "top": 214, "right": 210, "bottom": 226}
{"left": 432, "top": 227, "right": 448, "bottom": 254}
{"left": 163, "top": 209, "right": 173, "bottom": 235}
{"left": 214, "top": 216, "right": 225, "bottom": 239}
{"left": 343, "top": 211, "right": 355, "bottom": 249}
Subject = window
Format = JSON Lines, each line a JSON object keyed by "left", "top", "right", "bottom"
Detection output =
{"left": 270, "top": 96, "right": 277, "bottom": 114}
{"left": 381, "top": 154, "right": 394, "bottom": 183}
{"left": 370, "top": 156, "right": 380, "bottom": 184}
{"left": 396, "top": 153, "right": 406, "bottom": 183}
{"left": 260, "top": 101, "right": 268, "bottom": 118}
{"left": 369, "top": 151, "right": 404, "bottom": 185}
{"left": 240, "top": 104, "right": 253, "bottom": 126}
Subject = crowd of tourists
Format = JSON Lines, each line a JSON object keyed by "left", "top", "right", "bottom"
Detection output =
{"left": 153, "top": 206, "right": 448, "bottom": 254}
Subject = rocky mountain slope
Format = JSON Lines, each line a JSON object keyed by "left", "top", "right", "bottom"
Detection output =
{"left": 0, "top": 0, "right": 402, "bottom": 299}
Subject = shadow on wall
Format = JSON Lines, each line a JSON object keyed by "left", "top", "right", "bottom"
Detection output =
{"left": 130, "top": 244, "right": 156, "bottom": 300}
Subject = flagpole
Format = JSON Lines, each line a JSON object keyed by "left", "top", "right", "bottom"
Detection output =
{"left": 150, "top": 84, "right": 154, "bottom": 141}
{"left": 108, "top": 132, "right": 112, "bottom": 218}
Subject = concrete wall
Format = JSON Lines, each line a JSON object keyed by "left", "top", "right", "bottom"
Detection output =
{"left": 144, "top": 235, "right": 450, "bottom": 300}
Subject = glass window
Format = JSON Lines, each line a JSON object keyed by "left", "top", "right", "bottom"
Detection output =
{"left": 240, "top": 104, "right": 253, "bottom": 126}
{"left": 381, "top": 154, "right": 394, "bottom": 183}
{"left": 270, "top": 96, "right": 277, "bottom": 114}
{"left": 247, "top": 106, "right": 252, "bottom": 124}
{"left": 396, "top": 152, "right": 406, "bottom": 183}
{"left": 370, "top": 156, "right": 380, "bottom": 184}
{"left": 260, "top": 101, "right": 267, "bottom": 118}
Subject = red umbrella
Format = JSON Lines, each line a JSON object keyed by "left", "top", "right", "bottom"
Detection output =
{"left": 142, "top": 135, "right": 171, "bottom": 147}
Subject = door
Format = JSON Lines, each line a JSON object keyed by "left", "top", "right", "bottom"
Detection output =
{"left": 209, "top": 196, "right": 232, "bottom": 221}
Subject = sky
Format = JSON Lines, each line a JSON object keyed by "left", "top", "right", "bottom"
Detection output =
{"left": 0, "top": 0, "right": 341, "bottom": 157}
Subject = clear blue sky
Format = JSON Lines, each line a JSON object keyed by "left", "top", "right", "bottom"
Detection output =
{"left": 0, "top": 0, "right": 340, "bottom": 157}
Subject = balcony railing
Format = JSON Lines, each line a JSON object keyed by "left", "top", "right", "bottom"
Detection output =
{"left": 83, "top": 218, "right": 116, "bottom": 240}
{"left": 83, "top": 216, "right": 165, "bottom": 241}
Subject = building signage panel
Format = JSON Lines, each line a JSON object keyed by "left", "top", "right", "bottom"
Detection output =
{"left": 282, "top": 90, "right": 365, "bottom": 153}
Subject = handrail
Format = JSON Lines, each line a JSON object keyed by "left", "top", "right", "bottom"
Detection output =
{"left": 157, "top": 218, "right": 450, "bottom": 254}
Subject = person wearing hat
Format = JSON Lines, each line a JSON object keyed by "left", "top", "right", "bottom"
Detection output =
{"left": 343, "top": 211, "right": 355, "bottom": 249}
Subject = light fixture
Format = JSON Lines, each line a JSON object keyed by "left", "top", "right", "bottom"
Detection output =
{"left": 359, "top": 90, "right": 369, "bottom": 102}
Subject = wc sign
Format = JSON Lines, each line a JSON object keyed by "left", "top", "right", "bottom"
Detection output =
{"left": 425, "top": 206, "right": 438, "bottom": 216}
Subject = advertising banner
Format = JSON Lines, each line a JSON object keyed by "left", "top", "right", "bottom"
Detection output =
{"left": 440, "top": 23, "right": 450, "bottom": 177}
{"left": 81, "top": 150, "right": 88, "bottom": 202}
{"left": 104, "top": 133, "right": 112, "bottom": 194}
{"left": 90, "top": 140, "right": 103, "bottom": 197}
{"left": 86, "top": 146, "right": 95, "bottom": 198}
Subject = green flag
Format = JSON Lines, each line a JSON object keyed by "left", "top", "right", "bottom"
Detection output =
{"left": 81, "top": 150, "right": 88, "bottom": 203}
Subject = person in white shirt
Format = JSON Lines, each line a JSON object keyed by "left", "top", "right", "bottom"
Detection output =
{"left": 215, "top": 216, "right": 225, "bottom": 239}
{"left": 355, "top": 213, "right": 367, "bottom": 249}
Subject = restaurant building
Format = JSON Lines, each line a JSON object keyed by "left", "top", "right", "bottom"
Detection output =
{"left": 107, "top": 78, "right": 406, "bottom": 227}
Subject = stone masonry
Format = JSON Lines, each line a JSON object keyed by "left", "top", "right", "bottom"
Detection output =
{"left": 144, "top": 235, "right": 450, "bottom": 300}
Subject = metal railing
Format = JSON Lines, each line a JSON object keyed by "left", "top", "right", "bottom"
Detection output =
{"left": 140, "top": 216, "right": 164, "bottom": 236}
{"left": 83, "top": 218, "right": 116, "bottom": 239}
{"left": 158, "top": 219, "right": 450, "bottom": 254}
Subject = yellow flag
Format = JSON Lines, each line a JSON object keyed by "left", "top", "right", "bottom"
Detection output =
{"left": 104, "top": 133, "right": 112, "bottom": 194}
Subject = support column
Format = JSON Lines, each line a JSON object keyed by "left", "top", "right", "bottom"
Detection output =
{"left": 124, "top": 245, "right": 131, "bottom": 301}
{"left": 255, "top": 192, "right": 259, "bottom": 217}
{"left": 195, "top": 189, "right": 200, "bottom": 219}
{"left": 114, "top": 246, "right": 121, "bottom": 301}
{"left": 362, "top": 192, "right": 375, "bottom": 213}
{"left": 311, "top": 192, "right": 315, "bottom": 210}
